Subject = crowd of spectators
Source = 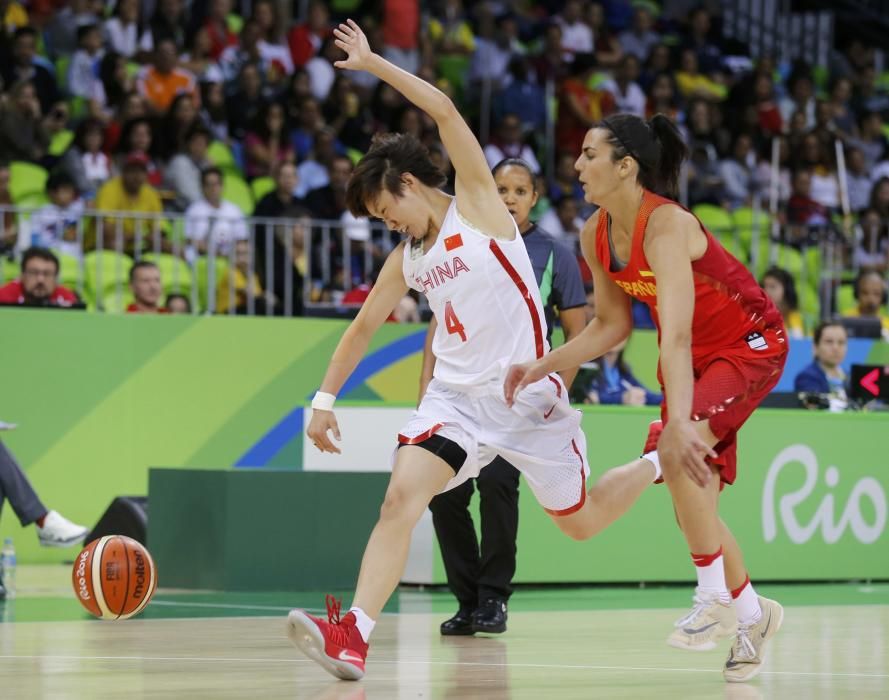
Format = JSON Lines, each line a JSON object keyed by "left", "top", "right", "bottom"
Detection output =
{"left": 0, "top": 0, "right": 885, "bottom": 327}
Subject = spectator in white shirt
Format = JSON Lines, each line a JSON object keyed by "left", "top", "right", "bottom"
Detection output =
{"left": 165, "top": 123, "right": 212, "bottom": 210}
{"left": 67, "top": 23, "right": 105, "bottom": 101}
{"left": 556, "top": 0, "right": 593, "bottom": 57}
{"left": 184, "top": 167, "right": 248, "bottom": 263}
{"left": 28, "top": 172, "right": 86, "bottom": 260}
{"left": 618, "top": 5, "right": 661, "bottom": 61}
{"left": 483, "top": 113, "right": 541, "bottom": 173}
{"left": 539, "top": 195, "right": 585, "bottom": 249}
{"left": 601, "top": 54, "right": 646, "bottom": 117}
{"left": 104, "top": 0, "right": 154, "bottom": 59}
{"left": 58, "top": 118, "right": 111, "bottom": 200}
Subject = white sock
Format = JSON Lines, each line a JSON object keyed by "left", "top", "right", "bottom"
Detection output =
{"left": 349, "top": 606, "right": 375, "bottom": 643}
{"left": 732, "top": 577, "right": 762, "bottom": 625}
{"left": 691, "top": 549, "right": 730, "bottom": 602}
{"left": 641, "top": 450, "right": 662, "bottom": 482}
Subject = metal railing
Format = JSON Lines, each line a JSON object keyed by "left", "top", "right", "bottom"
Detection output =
{"left": 0, "top": 204, "right": 880, "bottom": 325}
{"left": 0, "top": 206, "right": 402, "bottom": 316}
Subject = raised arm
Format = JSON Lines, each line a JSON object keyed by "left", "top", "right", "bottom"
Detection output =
{"left": 332, "top": 20, "right": 513, "bottom": 239}
{"left": 307, "top": 243, "right": 410, "bottom": 453}
{"left": 504, "top": 212, "right": 633, "bottom": 404}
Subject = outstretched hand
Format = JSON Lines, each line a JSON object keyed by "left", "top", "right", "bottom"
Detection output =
{"left": 333, "top": 19, "right": 373, "bottom": 72}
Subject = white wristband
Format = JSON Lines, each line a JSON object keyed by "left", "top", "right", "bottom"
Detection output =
{"left": 311, "top": 391, "right": 336, "bottom": 411}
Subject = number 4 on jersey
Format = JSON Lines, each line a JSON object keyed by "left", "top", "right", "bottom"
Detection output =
{"left": 444, "top": 301, "right": 467, "bottom": 342}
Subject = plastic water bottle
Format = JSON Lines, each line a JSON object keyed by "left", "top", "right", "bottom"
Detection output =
{"left": 1, "top": 538, "right": 16, "bottom": 599}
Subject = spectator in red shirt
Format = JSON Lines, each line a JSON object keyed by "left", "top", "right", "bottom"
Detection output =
{"left": 203, "top": 0, "right": 238, "bottom": 60}
{"left": 288, "top": 0, "right": 330, "bottom": 69}
{"left": 0, "top": 247, "right": 81, "bottom": 307}
{"left": 126, "top": 260, "right": 167, "bottom": 313}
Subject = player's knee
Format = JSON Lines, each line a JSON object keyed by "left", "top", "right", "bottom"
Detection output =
{"left": 380, "top": 484, "right": 425, "bottom": 523}
{"left": 554, "top": 518, "right": 597, "bottom": 541}
{"left": 659, "top": 457, "right": 684, "bottom": 482}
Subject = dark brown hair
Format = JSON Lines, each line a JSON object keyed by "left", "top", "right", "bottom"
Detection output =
{"left": 599, "top": 113, "right": 688, "bottom": 198}
{"left": 346, "top": 133, "right": 447, "bottom": 217}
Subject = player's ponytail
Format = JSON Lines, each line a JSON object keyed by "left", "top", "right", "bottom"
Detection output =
{"left": 648, "top": 113, "right": 687, "bottom": 199}
{"left": 600, "top": 113, "right": 688, "bottom": 198}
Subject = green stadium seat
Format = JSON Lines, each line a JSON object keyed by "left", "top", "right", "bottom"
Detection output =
{"left": 14, "top": 191, "right": 50, "bottom": 211}
{"left": 226, "top": 13, "right": 243, "bottom": 34}
{"left": 1, "top": 256, "right": 19, "bottom": 283}
{"left": 84, "top": 250, "right": 133, "bottom": 306}
{"left": 49, "top": 129, "right": 75, "bottom": 157}
{"left": 251, "top": 176, "right": 275, "bottom": 203}
{"left": 798, "top": 282, "right": 820, "bottom": 333}
{"left": 142, "top": 252, "right": 194, "bottom": 297}
{"left": 223, "top": 174, "right": 254, "bottom": 215}
{"left": 836, "top": 284, "right": 856, "bottom": 315}
{"left": 773, "top": 244, "right": 805, "bottom": 279}
{"left": 195, "top": 256, "right": 231, "bottom": 309}
{"left": 55, "top": 55, "right": 71, "bottom": 94}
{"left": 208, "top": 141, "right": 236, "bottom": 170}
{"left": 692, "top": 204, "right": 734, "bottom": 237}
{"left": 346, "top": 148, "right": 364, "bottom": 165}
{"left": 57, "top": 253, "right": 84, "bottom": 292}
{"left": 732, "top": 206, "right": 772, "bottom": 255}
{"left": 101, "top": 288, "right": 136, "bottom": 314}
{"left": 10, "top": 161, "right": 48, "bottom": 203}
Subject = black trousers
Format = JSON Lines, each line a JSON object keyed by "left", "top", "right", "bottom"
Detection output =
{"left": 429, "top": 456, "right": 519, "bottom": 609}
{"left": 0, "top": 439, "right": 47, "bottom": 526}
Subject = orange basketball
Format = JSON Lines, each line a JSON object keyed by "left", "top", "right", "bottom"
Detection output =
{"left": 72, "top": 535, "right": 157, "bottom": 620}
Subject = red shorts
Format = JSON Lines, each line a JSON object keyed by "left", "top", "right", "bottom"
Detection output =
{"left": 660, "top": 326, "right": 787, "bottom": 486}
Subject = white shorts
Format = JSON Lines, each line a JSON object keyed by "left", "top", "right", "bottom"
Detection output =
{"left": 397, "top": 376, "right": 590, "bottom": 515}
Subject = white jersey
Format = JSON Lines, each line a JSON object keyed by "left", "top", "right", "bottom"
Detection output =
{"left": 403, "top": 200, "right": 549, "bottom": 391}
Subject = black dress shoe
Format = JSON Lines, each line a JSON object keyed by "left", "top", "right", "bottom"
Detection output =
{"left": 472, "top": 598, "right": 507, "bottom": 634}
{"left": 440, "top": 608, "right": 476, "bottom": 636}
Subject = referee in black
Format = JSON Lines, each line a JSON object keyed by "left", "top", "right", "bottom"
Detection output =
{"left": 419, "top": 159, "right": 587, "bottom": 634}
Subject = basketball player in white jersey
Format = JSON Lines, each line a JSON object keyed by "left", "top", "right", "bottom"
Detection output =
{"left": 286, "top": 20, "right": 663, "bottom": 681}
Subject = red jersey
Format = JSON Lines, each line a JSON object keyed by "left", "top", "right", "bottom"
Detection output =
{"left": 0, "top": 279, "right": 79, "bottom": 306}
{"left": 595, "top": 191, "right": 785, "bottom": 371}
{"left": 126, "top": 303, "right": 169, "bottom": 314}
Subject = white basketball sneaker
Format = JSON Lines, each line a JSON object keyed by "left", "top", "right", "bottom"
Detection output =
{"left": 723, "top": 597, "right": 784, "bottom": 683}
{"left": 36, "top": 511, "right": 88, "bottom": 547}
{"left": 668, "top": 587, "right": 737, "bottom": 651}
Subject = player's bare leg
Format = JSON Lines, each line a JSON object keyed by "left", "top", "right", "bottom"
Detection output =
{"left": 287, "top": 446, "right": 455, "bottom": 680}
{"left": 548, "top": 456, "right": 657, "bottom": 540}
{"left": 663, "top": 421, "right": 782, "bottom": 681}
{"left": 351, "top": 446, "right": 455, "bottom": 616}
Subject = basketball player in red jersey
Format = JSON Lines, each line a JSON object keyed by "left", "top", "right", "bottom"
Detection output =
{"left": 286, "top": 24, "right": 666, "bottom": 682}
{"left": 506, "top": 114, "right": 787, "bottom": 683}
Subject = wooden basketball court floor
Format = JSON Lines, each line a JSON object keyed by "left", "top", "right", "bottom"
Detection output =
{"left": 1, "top": 565, "right": 887, "bottom": 699}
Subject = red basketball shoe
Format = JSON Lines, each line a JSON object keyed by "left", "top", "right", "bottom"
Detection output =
{"left": 287, "top": 595, "right": 369, "bottom": 680}
{"left": 642, "top": 419, "right": 663, "bottom": 455}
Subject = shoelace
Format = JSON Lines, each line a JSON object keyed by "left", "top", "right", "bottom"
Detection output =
{"left": 731, "top": 623, "right": 757, "bottom": 661}
{"left": 674, "top": 588, "right": 720, "bottom": 628}
{"left": 323, "top": 594, "right": 356, "bottom": 649}
{"left": 325, "top": 594, "right": 342, "bottom": 624}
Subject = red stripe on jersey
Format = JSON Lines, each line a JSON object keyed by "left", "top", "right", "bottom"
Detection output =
{"left": 547, "top": 374, "right": 563, "bottom": 398}
{"left": 397, "top": 423, "right": 444, "bottom": 445}
{"left": 544, "top": 439, "right": 587, "bottom": 516}
{"left": 489, "top": 239, "right": 544, "bottom": 359}
{"left": 444, "top": 233, "right": 463, "bottom": 251}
